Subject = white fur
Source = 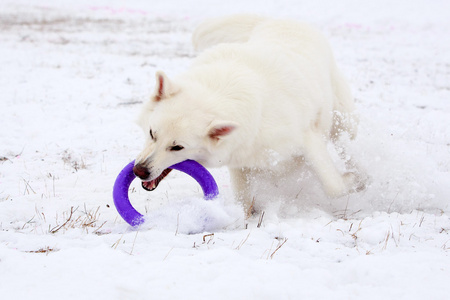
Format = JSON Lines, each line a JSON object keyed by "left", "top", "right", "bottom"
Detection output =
{"left": 136, "top": 15, "right": 362, "bottom": 213}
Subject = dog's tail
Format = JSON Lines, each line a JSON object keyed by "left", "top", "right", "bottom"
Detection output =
{"left": 331, "top": 66, "right": 359, "bottom": 140}
{"left": 192, "top": 14, "right": 267, "bottom": 51}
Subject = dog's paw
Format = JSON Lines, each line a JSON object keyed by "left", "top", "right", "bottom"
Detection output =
{"left": 343, "top": 172, "right": 368, "bottom": 194}
{"left": 244, "top": 197, "right": 260, "bottom": 219}
{"left": 323, "top": 180, "right": 348, "bottom": 198}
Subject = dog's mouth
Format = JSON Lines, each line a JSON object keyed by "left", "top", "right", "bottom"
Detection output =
{"left": 141, "top": 168, "right": 173, "bottom": 191}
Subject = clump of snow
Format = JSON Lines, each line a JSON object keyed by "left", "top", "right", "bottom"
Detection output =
{"left": 141, "top": 197, "right": 244, "bottom": 234}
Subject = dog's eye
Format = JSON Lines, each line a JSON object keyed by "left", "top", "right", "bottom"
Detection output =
{"left": 169, "top": 145, "right": 184, "bottom": 151}
{"left": 149, "top": 129, "right": 154, "bottom": 140}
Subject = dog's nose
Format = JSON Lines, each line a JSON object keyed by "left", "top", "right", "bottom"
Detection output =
{"left": 133, "top": 164, "right": 150, "bottom": 179}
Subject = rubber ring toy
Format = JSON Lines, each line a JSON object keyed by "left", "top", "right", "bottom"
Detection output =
{"left": 113, "top": 160, "right": 219, "bottom": 226}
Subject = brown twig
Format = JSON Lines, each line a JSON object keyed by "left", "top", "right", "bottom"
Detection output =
{"left": 203, "top": 233, "right": 214, "bottom": 243}
{"left": 50, "top": 206, "right": 77, "bottom": 233}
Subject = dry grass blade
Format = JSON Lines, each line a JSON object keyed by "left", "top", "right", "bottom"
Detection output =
{"left": 112, "top": 234, "right": 124, "bottom": 249}
{"left": 382, "top": 230, "right": 391, "bottom": 250}
{"left": 270, "top": 238, "right": 288, "bottom": 259}
{"left": 235, "top": 232, "right": 251, "bottom": 250}
{"left": 257, "top": 211, "right": 265, "bottom": 228}
{"left": 48, "top": 205, "right": 103, "bottom": 234}
{"left": 80, "top": 205, "right": 101, "bottom": 230}
{"left": 21, "top": 215, "right": 35, "bottom": 230}
{"left": 22, "top": 178, "right": 36, "bottom": 195}
{"left": 163, "top": 247, "right": 174, "bottom": 261}
{"left": 351, "top": 220, "right": 363, "bottom": 240}
{"left": 129, "top": 230, "right": 139, "bottom": 255}
{"left": 419, "top": 215, "right": 425, "bottom": 227}
{"left": 25, "top": 246, "right": 59, "bottom": 255}
{"left": 175, "top": 213, "right": 179, "bottom": 236}
{"left": 93, "top": 221, "right": 108, "bottom": 235}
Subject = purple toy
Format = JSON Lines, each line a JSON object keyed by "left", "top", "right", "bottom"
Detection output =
{"left": 113, "top": 160, "right": 219, "bottom": 226}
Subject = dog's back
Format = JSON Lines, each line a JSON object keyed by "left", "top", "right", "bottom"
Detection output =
{"left": 193, "top": 14, "right": 358, "bottom": 140}
{"left": 192, "top": 14, "right": 266, "bottom": 51}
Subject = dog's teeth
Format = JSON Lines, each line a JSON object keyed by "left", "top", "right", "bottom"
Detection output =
{"left": 142, "top": 181, "right": 157, "bottom": 191}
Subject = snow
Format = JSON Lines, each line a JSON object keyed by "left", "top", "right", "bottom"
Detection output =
{"left": 1, "top": 0, "right": 449, "bottom": 299}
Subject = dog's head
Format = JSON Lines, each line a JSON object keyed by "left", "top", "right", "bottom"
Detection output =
{"left": 134, "top": 71, "right": 237, "bottom": 190}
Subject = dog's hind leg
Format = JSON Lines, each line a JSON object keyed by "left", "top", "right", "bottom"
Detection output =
{"left": 336, "top": 145, "right": 369, "bottom": 193}
{"left": 330, "top": 63, "right": 358, "bottom": 142}
{"left": 331, "top": 112, "right": 368, "bottom": 193}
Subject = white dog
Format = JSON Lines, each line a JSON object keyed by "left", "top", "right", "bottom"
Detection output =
{"left": 134, "top": 15, "right": 363, "bottom": 214}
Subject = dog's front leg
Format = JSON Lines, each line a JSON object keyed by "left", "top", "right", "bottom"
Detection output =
{"left": 229, "top": 167, "right": 255, "bottom": 217}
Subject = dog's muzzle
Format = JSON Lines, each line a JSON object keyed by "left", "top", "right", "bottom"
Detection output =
{"left": 133, "top": 164, "right": 173, "bottom": 191}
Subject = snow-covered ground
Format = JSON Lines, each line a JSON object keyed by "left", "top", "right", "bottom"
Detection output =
{"left": 1, "top": 0, "right": 449, "bottom": 299}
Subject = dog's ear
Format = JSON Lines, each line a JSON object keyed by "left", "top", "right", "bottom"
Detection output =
{"left": 153, "top": 71, "right": 179, "bottom": 102}
{"left": 207, "top": 121, "right": 238, "bottom": 141}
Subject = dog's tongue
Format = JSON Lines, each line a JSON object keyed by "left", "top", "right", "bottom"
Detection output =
{"left": 141, "top": 168, "right": 173, "bottom": 191}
